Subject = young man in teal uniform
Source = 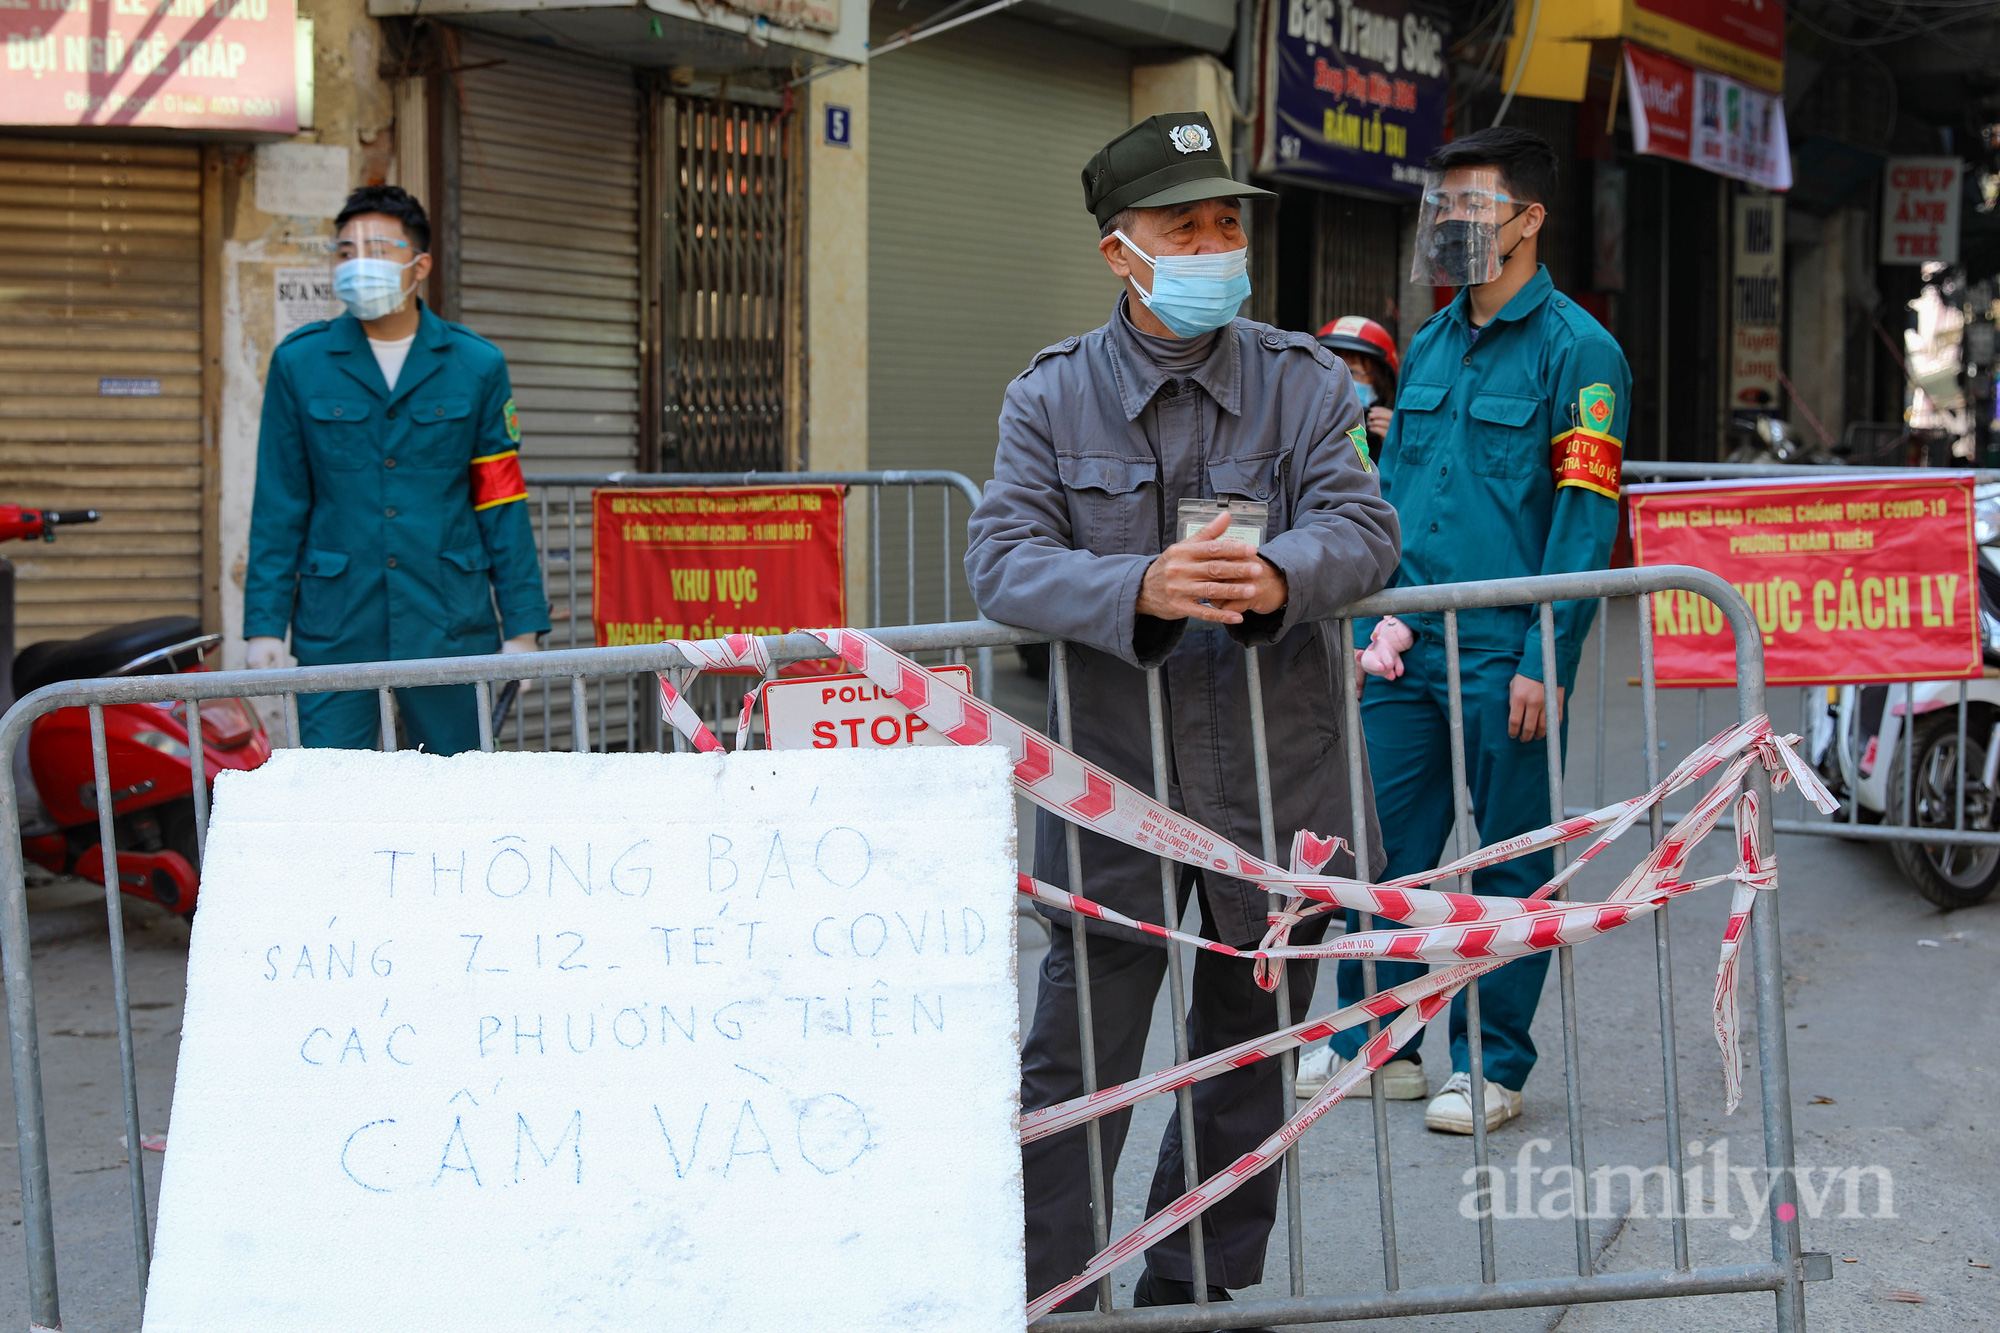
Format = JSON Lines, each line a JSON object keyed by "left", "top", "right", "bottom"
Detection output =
{"left": 244, "top": 186, "right": 549, "bottom": 754}
{"left": 1305, "top": 128, "right": 1630, "bottom": 1133}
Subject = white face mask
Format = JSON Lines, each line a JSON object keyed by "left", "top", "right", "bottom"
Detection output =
{"left": 333, "top": 257, "right": 417, "bottom": 322}
{"left": 1114, "top": 230, "right": 1252, "bottom": 338}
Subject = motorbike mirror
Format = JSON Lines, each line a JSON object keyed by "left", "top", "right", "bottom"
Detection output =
{"left": 1975, "top": 496, "right": 2000, "bottom": 547}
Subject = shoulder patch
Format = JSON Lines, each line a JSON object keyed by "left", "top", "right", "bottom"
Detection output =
{"left": 1578, "top": 383, "right": 1615, "bottom": 432}
{"left": 1347, "top": 424, "right": 1373, "bottom": 472}
{"left": 503, "top": 397, "right": 522, "bottom": 443}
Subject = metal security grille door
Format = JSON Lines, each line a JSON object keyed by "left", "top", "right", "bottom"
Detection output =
{"left": 666, "top": 95, "right": 791, "bottom": 472}
{"left": 0, "top": 139, "right": 204, "bottom": 646}
{"left": 454, "top": 37, "right": 643, "bottom": 478}
{"left": 1315, "top": 193, "right": 1407, "bottom": 338}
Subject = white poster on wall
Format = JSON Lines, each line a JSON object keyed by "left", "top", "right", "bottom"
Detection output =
{"left": 273, "top": 265, "right": 337, "bottom": 341}
{"left": 142, "top": 746, "right": 1024, "bottom": 1333}
{"left": 253, "top": 142, "right": 351, "bottom": 218}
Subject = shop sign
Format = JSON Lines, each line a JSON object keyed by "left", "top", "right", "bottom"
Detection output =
{"left": 1621, "top": 0, "right": 1783, "bottom": 94}
{"left": 1628, "top": 474, "right": 1980, "bottom": 686}
{"left": 1, "top": 0, "right": 297, "bottom": 133}
{"left": 1879, "top": 157, "right": 1962, "bottom": 266}
{"left": 1623, "top": 42, "right": 1789, "bottom": 191}
{"left": 1729, "top": 193, "right": 1782, "bottom": 410}
{"left": 590, "top": 485, "right": 846, "bottom": 674}
{"left": 1260, "top": 0, "right": 1451, "bottom": 197}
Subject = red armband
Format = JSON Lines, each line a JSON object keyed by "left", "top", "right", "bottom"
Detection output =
{"left": 470, "top": 450, "right": 528, "bottom": 511}
{"left": 1550, "top": 429, "right": 1622, "bottom": 499}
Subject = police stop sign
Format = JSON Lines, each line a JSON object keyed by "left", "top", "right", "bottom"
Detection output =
{"left": 761, "top": 665, "right": 973, "bottom": 749}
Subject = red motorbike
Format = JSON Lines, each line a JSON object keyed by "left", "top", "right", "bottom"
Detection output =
{"left": 5, "top": 505, "right": 272, "bottom": 914}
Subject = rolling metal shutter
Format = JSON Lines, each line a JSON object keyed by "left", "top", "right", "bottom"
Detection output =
{"left": 869, "top": 11, "right": 1131, "bottom": 623}
{"left": 454, "top": 35, "right": 643, "bottom": 480}
{"left": 0, "top": 138, "right": 205, "bottom": 648}
{"left": 452, "top": 36, "right": 644, "bottom": 748}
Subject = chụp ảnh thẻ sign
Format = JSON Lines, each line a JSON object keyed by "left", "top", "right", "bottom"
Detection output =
{"left": 592, "top": 485, "right": 845, "bottom": 671}
{"left": 1628, "top": 474, "right": 1980, "bottom": 687}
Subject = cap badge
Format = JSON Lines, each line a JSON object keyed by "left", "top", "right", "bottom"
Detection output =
{"left": 1168, "top": 123, "right": 1212, "bottom": 154}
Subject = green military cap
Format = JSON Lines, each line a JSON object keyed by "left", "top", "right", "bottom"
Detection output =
{"left": 1082, "top": 111, "right": 1274, "bottom": 228}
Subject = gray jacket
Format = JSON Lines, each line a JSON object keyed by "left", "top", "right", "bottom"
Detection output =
{"left": 966, "top": 299, "right": 1402, "bottom": 946}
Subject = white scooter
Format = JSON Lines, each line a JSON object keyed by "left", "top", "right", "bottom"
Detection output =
{"left": 1811, "top": 482, "right": 2000, "bottom": 909}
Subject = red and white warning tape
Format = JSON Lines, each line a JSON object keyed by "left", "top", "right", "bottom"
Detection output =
{"left": 652, "top": 633, "right": 769, "bottom": 753}
{"left": 653, "top": 629, "right": 1836, "bottom": 1316}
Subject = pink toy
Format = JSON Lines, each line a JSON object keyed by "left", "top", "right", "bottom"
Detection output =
{"left": 1356, "top": 615, "right": 1414, "bottom": 680}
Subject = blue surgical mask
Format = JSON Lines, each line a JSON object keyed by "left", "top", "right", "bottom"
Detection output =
{"left": 1115, "top": 230, "right": 1252, "bottom": 338}
{"left": 333, "top": 257, "right": 415, "bottom": 322}
{"left": 1354, "top": 380, "right": 1377, "bottom": 410}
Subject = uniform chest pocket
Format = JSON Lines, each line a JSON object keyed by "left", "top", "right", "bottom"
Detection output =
{"left": 1468, "top": 393, "right": 1542, "bottom": 479}
{"left": 402, "top": 396, "right": 473, "bottom": 469}
{"left": 304, "top": 398, "right": 372, "bottom": 471}
{"left": 1056, "top": 453, "right": 1157, "bottom": 554}
{"left": 1206, "top": 451, "right": 1289, "bottom": 535}
{"left": 295, "top": 548, "right": 350, "bottom": 629}
{"left": 1391, "top": 383, "right": 1448, "bottom": 466}
{"left": 440, "top": 546, "right": 496, "bottom": 635}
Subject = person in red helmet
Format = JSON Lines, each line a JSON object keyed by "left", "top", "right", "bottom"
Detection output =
{"left": 1315, "top": 315, "right": 1398, "bottom": 459}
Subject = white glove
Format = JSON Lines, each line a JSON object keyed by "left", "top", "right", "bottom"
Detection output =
{"left": 501, "top": 632, "right": 538, "bottom": 694}
{"left": 245, "top": 636, "right": 288, "bottom": 671}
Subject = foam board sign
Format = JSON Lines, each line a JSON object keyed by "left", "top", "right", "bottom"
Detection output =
{"left": 143, "top": 746, "right": 1022, "bottom": 1332}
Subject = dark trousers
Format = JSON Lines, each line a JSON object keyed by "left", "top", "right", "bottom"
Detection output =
{"left": 1328, "top": 639, "right": 1568, "bottom": 1091}
{"left": 1021, "top": 871, "right": 1328, "bottom": 1310}
{"left": 298, "top": 684, "right": 482, "bottom": 755}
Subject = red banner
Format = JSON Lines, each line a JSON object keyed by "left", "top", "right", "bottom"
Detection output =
{"left": 591, "top": 486, "right": 845, "bottom": 672}
{"left": 1628, "top": 475, "right": 1981, "bottom": 687}
{"left": 2, "top": 0, "right": 298, "bottom": 133}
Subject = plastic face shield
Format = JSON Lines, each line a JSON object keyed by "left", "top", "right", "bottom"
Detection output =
{"left": 1409, "top": 167, "right": 1514, "bottom": 287}
{"left": 333, "top": 217, "right": 415, "bottom": 267}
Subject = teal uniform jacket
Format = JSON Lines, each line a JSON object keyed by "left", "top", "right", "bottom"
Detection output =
{"left": 243, "top": 304, "right": 551, "bottom": 664}
{"left": 1375, "top": 265, "right": 1631, "bottom": 685}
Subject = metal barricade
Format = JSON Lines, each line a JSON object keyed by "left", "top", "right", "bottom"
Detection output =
{"left": 509, "top": 469, "right": 992, "bottom": 754}
{"left": 0, "top": 566, "right": 1828, "bottom": 1330}
{"left": 1616, "top": 460, "right": 2000, "bottom": 908}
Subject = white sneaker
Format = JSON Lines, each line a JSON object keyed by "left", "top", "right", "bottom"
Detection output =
{"left": 1423, "top": 1070, "right": 1522, "bottom": 1134}
{"left": 1293, "top": 1046, "right": 1428, "bottom": 1100}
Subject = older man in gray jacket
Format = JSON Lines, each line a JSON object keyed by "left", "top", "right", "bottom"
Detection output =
{"left": 967, "top": 112, "right": 1401, "bottom": 1316}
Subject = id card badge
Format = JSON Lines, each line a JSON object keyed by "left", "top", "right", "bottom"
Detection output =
{"left": 1179, "top": 498, "right": 1267, "bottom": 549}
